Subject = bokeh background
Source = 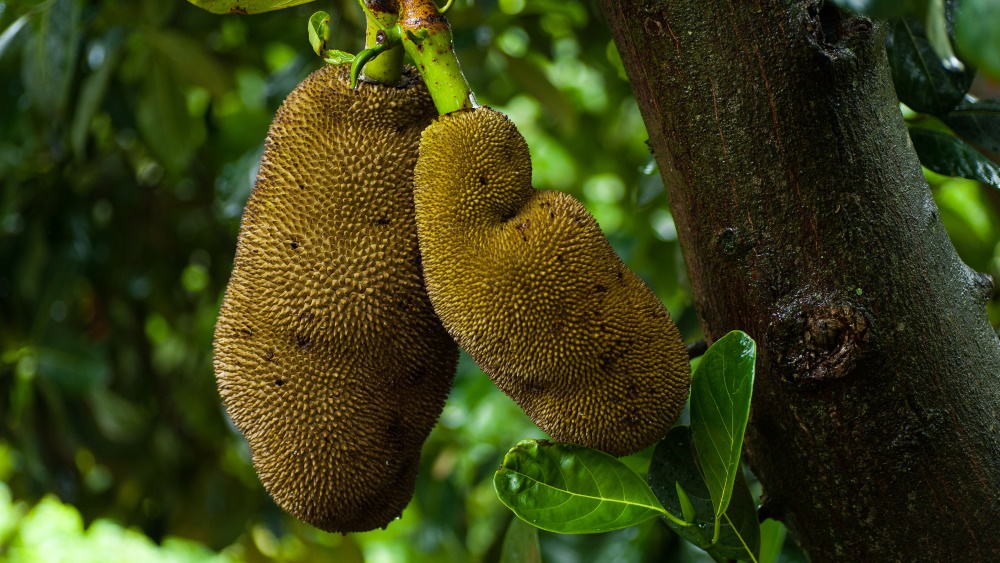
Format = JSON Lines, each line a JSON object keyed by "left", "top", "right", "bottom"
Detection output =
{"left": 1, "top": 0, "right": 997, "bottom": 561}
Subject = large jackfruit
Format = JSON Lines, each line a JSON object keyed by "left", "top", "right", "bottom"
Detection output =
{"left": 213, "top": 65, "right": 457, "bottom": 533}
{"left": 413, "top": 107, "right": 689, "bottom": 457}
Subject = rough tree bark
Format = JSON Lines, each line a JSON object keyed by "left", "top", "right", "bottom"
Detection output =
{"left": 600, "top": 1, "right": 1000, "bottom": 561}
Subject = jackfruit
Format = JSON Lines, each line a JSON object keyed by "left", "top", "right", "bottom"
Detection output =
{"left": 413, "top": 107, "right": 689, "bottom": 457}
{"left": 213, "top": 65, "right": 457, "bottom": 532}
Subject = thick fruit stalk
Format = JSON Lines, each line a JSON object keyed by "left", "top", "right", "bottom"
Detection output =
{"left": 396, "top": 0, "right": 691, "bottom": 456}
{"left": 214, "top": 65, "right": 456, "bottom": 532}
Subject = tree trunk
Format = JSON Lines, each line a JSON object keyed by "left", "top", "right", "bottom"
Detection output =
{"left": 600, "top": 1, "right": 1000, "bottom": 561}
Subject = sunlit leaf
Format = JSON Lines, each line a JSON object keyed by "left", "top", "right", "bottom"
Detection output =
{"left": 955, "top": 0, "right": 1000, "bottom": 80}
{"left": 308, "top": 11, "right": 330, "bottom": 56}
{"left": 493, "top": 439, "right": 665, "bottom": 534}
{"left": 185, "top": 0, "right": 316, "bottom": 15}
{"left": 886, "top": 16, "right": 973, "bottom": 115}
{"left": 323, "top": 50, "right": 354, "bottom": 65}
{"left": 499, "top": 517, "right": 542, "bottom": 563}
{"left": 909, "top": 127, "right": 1000, "bottom": 189}
{"left": 690, "top": 330, "right": 756, "bottom": 520}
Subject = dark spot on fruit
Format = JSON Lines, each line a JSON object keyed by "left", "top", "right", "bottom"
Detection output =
{"left": 616, "top": 269, "right": 625, "bottom": 282}
{"left": 264, "top": 349, "right": 275, "bottom": 362}
{"left": 290, "top": 238, "right": 299, "bottom": 250}
{"left": 240, "top": 327, "right": 253, "bottom": 337}
{"left": 556, "top": 254, "right": 564, "bottom": 263}
{"left": 295, "top": 333, "right": 312, "bottom": 349}
{"left": 275, "top": 378, "right": 284, "bottom": 386}
{"left": 595, "top": 284, "right": 608, "bottom": 293}
{"left": 386, "top": 415, "right": 408, "bottom": 449}
{"left": 375, "top": 217, "right": 390, "bottom": 226}
{"left": 523, "top": 381, "right": 545, "bottom": 396}
{"left": 478, "top": 175, "right": 488, "bottom": 186}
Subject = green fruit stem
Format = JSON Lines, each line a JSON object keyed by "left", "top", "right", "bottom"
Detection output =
{"left": 359, "top": 0, "right": 403, "bottom": 84}
{"left": 397, "top": 0, "right": 476, "bottom": 114}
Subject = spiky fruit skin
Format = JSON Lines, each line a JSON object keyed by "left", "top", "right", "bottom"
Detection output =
{"left": 213, "top": 65, "right": 457, "bottom": 533}
{"left": 413, "top": 107, "right": 690, "bottom": 457}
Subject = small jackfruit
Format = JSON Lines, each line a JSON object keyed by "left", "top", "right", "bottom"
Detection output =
{"left": 413, "top": 107, "right": 690, "bottom": 457}
{"left": 213, "top": 65, "right": 457, "bottom": 532}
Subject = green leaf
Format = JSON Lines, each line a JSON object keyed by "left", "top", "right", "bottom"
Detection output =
{"left": 323, "top": 50, "right": 355, "bottom": 65}
{"left": 71, "top": 32, "right": 122, "bottom": 159}
{"left": 308, "top": 11, "right": 330, "bottom": 57}
{"left": 493, "top": 439, "right": 666, "bottom": 534}
{"left": 0, "top": 15, "right": 29, "bottom": 61}
{"left": 136, "top": 61, "right": 205, "bottom": 173}
{"left": 955, "top": 0, "right": 1000, "bottom": 80}
{"left": 184, "top": 0, "right": 316, "bottom": 14}
{"left": 648, "top": 426, "right": 760, "bottom": 561}
{"left": 690, "top": 330, "right": 756, "bottom": 521}
{"left": 944, "top": 99, "right": 1000, "bottom": 153}
{"left": 758, "top": 519, "right": 787, "bottom": 563}
{"left": 909, "top": 127, "right": 1000, "bottom": 189}
{"left": 829, "top": 0, "right": 921, "bottom": 18}
{"left": 21, "top": 0, "right": 83, "bottom": 119}
{"left": 499, "top": 517, "right": 542, "bottom": 563}
{"left": 922, "top": 0, "right": 962, "bottom": 71}
{"left": 145, "top": 29, "right": 231, "bottom": 98}
{"left": 886, "top": 16, "right": 973, "bottom": 115}
{"left": 675, "top": 482, "right": 696, "bottom": 523}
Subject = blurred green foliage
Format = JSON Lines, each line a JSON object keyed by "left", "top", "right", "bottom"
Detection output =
{"left": 0, "top": 0, "right": 996, "bottom": 561}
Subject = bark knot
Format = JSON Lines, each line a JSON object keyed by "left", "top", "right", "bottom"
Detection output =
{"left": 769, "top": 293, "right": 872, "bottom": 383}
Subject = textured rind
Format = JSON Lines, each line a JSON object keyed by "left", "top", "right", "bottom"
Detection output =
{"left": 413, "top": 107, "right": 690, "bottom": 457}
{"left": 213, "top": 65, "right": 457, "bottom": 532}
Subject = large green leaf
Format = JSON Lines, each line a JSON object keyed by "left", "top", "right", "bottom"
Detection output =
{"left": 955, "top": 0, "right": 1000, "bottom": 80}
{"left": 909, "top": 127, "right": 1000, "bottom": 189}
{"left": 690, "top": 331, "right": 756, "bottom": 523}
{"left": 184, "top": 0, "right": 316, "bottom": 14}
{"left": 886, "top": 16, "right": 973, "bottom": 115}
{"left": 648, "top": 426, "right": 760, "bottom": 562}
{"left": 945, "top": 99, "right": 1000, "bottom": 153}
{"left": 493, "top": 440, "right": 666, "bottom": 534}
{"left": 499, "top": 517, "right": 542, "bottom": 563}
